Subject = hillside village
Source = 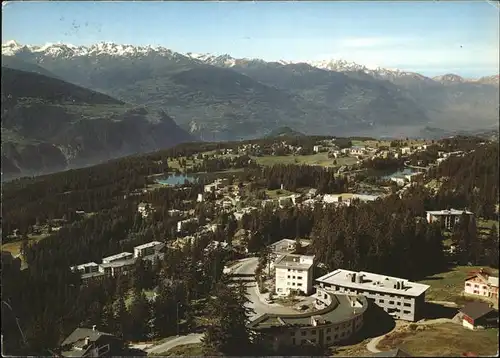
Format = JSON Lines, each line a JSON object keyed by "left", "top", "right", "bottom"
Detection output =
{"left": 2, "top": 135, "right": 499, "bottom": 357}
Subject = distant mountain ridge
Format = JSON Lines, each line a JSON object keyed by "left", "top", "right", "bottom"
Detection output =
{"left": 4, "top": 40, "right": 496, "bottom": 84}
{"left": 1, "top": 67, "right": 195, "bottom": 180}
{"left": 2, "top": 40, "right": 498, "bottom": 140}
{"left": 266, "top": 126, "right": 305, "bottom": 138}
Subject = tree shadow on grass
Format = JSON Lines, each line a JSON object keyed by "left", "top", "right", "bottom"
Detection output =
{"left": 423, "top": 302, "right": 459, "bottom": 320}
{"left": 338, "top": 301, "right": 396, "bottom": 346}
{"left": 122, "top": 347, "right": 148, "bottom": 356}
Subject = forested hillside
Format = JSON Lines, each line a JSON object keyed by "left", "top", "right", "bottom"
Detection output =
{"left": 2, "top": 135, "right": 498, "bottom": 355}
{"left": 1, "top": 68, "right": 194, "bottom": 179}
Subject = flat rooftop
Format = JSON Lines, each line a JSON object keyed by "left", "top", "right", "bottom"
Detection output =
{"left": 426, "top": 209, "right": 473, "bottom": 216}
{"left": 269, "top": 239, "right": 311, "bottom": 253}
{"left": 248, "top": 293, "right": 368, "bottom": 330}
{"left": 71, "top": 262, "right": 99, "bottom": 269}
{"left": 316, "top": 269, "right": 430, "bottom": 297}
{"left": 274, "top": 254, "right": 315, "bottom": 270}
{"left": 134, "top": 241, "right": 163, "bottom": 250}
{"left": 100, "top": 258, "right": 137, "bottom": 268}
{"left": 102, "top": 252, "right": 133, "bottom": 262}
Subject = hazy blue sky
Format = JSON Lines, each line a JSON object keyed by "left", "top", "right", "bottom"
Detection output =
{"left": 2, "top": 1, "right": 499, "bottom": 77}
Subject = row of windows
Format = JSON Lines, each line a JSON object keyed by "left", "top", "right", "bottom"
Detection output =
{"left": 287, "top": 275, "right": 304, "bottom": 280}
{"left": 327, "top": 286, "right": 415, "bottom": 303}
{"left": 291, "top": 331, "right": 349, "bottom": 345}
{"left": 291, "top": 322, "right": 353, "bottom": 337}
{"left": 466, "top": 282, "right": 489, "bottom": 290}
{"left": 287, "top": 282, "right": 303, "bottom": 287}
{"left": 378, "top": 299, "right": 412, "bottom": 307}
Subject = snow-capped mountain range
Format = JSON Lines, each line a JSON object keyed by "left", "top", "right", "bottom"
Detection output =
{"left": 3, "top": 40, "right": 498, "bottom": 84}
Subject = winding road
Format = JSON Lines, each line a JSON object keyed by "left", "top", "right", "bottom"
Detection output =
{"left": 133, "top": 256, "right": 294, "bottom": 354}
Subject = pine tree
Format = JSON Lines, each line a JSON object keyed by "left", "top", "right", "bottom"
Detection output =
{"left": 128, "top": 290, "right": 151, "bottom": 341}
{"left": 201, "top": 282, "right": 254, "bottom": 355}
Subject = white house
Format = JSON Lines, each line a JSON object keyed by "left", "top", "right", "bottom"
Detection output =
{"left": 177, "top": 218, "right": 199, "bottom": 232}
{"left": 138, "top": 202, "right": 153, "bottom": 218}
{"left": 350, "top": 146, "right": 366, "bottom": 156}
{"left": 401, "top": 147, "right": 412, "bottom": 155}
{"left": 197, "top": 193, "right": 204, "bottom": 202}
{"left": 313, "top": 145, "right": 323, "bottom": 153}
{"left": 464, "top": 269, "right": 499, "bottom": 300}
{"left": 234, "top": 206, "right": 257, "bottom": 221}
{"left": 426, "top": 209, "right": 474, "bottom": 230}
{"left": 71, "top": 262, "right": 99, "bottom": 274}
{"left": 275, "top": 254, "right": 315, "bottom": 296}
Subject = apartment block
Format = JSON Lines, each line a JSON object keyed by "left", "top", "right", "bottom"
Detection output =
{"left": 70, "top": 262, "right": 99, "bottom": 274}
{"left": 275, "top": 254, "right": 315, "bottom": 296}
{"left": 316, "top": 269, "right": 430, "bottom": 321}
{"left": 133, "top": 241, "right": 164, "bottom": 258}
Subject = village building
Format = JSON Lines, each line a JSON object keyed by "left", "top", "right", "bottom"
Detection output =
{"left": 275, "top": 254, "right": 315, "bottom": 296}
{"left": 426, "top": 209, "right": 474, "bottom": 231}
{"left": 401, "top": 147, "right": 412, "bottom": 155}
{"left": 247, "top": 292, "right": 368, "bottom": 350}
{"left": 137, "top": 202, "right": 154, "bottom": 218}
{"left": 60, "top": 325, "right": 124, "bottom": 357}
{"left": 70, "top": 262, "right": 99, "bottom": 275}
{"left": 460, "top": 301, "right": 498, "bottom": 330}
{"left": 316, "top": 269, "right": 430, "bottom": 321}
{"left": 313, "top": 145, "right": 323, "bottom": 153}
{"left": 464, "top": 268, "right": 499, "bottom": 300}
{"left": 233, "top": 206, "right": 257, "bottom": 221}
{"left": 133, "top": 241, "right": 164, "bottom": 259}
{"left": 177, "top": 217, "right": 199, "bottom": 232}
{"left": 350, "top": 146, "right": 366, "bottom": 156}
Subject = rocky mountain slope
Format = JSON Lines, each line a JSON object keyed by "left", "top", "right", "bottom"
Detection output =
{"left": 2, "top": 41, "right": 498, "bottom": 140}
{"left": 1, "top": 67, "right": 195, "bottom": 180}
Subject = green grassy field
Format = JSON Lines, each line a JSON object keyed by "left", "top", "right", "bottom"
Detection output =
{"left": 2, "top": 234, "right": 49, "bottom": 258}
{"left": 418, "top": 266, "right": 499, "bottom": 303}
{"left": 252, "top": 153, "right": 357, "bottom": 168}
{"left": 378, "top": 323, "right": 498, "bottom": 357}
{"left": 264, "top": 189, "right": 296, "bottom": 198}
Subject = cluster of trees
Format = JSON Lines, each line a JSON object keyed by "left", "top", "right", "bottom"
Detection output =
{"left": 362, "top": 157, "right": 404, "bottom": 171}
{"left": 3, "top": 134, "right": 498, "bottom": 356}
{"left": 252, "top": 164, "right": 349, "bottom": 193}
{"left": 2, "top": 204, "right": 231, "bottom": 355}
{"left": 451, "top": 214, "right": 499, "bottom": 268}
{"left": 429, "top": 142, "right": 498, "bottom": 219}
{"left": 189, "top": 155, "right": 257, "bottom": 173}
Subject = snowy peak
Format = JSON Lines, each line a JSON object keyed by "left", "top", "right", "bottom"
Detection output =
{"left": 186, "top": 52, "right": 237, "bottom": 67}
{"left": 2, "top": 41, "right": 179, "bottom": 59}
{"left": 305, "top": 59, "right": 369, "bottom": 72}
{"left": 2, "top": 41, "right": 497, "bottom": 83}
{"left": 432, "top": 73, "right": 465, "bottom": 84}
{"left": 475, "top": 75, "right": 499, "bottom": 86}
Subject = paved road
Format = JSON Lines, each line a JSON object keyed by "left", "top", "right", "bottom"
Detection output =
{"left": 137, "top": 257, "right": 293, "bottom": 354}
{"left": 145, "top": 333, "right": 203, "bottom": 355}
{"left": 232, "top": 257, "right": 296, "bottom": 319}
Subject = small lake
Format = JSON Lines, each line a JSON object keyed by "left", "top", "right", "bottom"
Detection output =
{"left": 382, "top": 168, "right": 418, "bottom": 179}
{"left": 155, "top": 174, "right": 198, "bottom": 186}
